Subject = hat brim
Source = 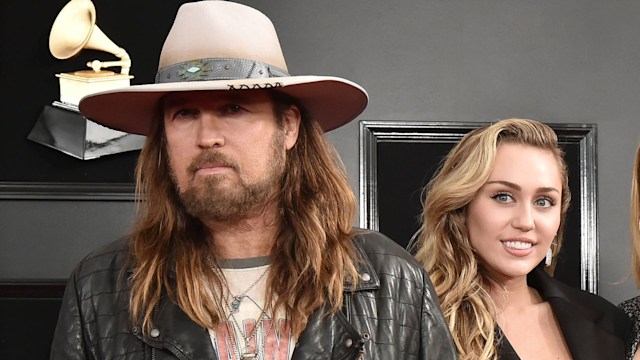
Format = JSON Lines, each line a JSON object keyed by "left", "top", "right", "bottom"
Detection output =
{"left": 78, "top": 75, "right": 368, "bottom": 135}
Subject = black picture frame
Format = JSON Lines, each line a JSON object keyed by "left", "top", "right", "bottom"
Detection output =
{"left": 359, "top": 121, "right": 598, "bottom": 294}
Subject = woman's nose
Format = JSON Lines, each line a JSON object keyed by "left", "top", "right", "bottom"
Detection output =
{"left": 511, "top": 204, "right": 535, "bottom": 231}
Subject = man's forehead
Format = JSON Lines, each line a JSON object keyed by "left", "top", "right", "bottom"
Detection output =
{"left": 161, "top": 90, "right": 272, "bottom": 107}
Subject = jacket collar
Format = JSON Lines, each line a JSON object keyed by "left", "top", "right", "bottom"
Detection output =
{"left": 342, "top": 234, "right": 381, "bottom": 292}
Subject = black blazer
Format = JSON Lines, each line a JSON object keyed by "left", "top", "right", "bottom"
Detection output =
{"left": 499, "top": 267, "right": 632, "bottom": 360}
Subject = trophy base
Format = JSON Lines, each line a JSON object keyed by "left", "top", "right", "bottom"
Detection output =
{"left": 28, "top": 104, "right": 145, "bottom": 160}
{"left": 55, "top": 72, "right": 133, "bottom": 106}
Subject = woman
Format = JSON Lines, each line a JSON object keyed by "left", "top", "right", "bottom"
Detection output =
{"left": 413, "top": 118, "right": 630, "bottom": 359}
{"left": 618, "top": 145, "right": 640, "bottom": 359}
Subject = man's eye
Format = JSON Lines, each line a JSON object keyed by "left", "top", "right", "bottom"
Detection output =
{"left": 224, "top": 104, "right": 244, "bottom": 114}
{"left": 175, "top": 109, "right": 197, "bottom": 118}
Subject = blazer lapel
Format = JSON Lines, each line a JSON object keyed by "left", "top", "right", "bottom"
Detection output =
{"left": 497, "top": 329, "right": 522, "bottom": 360}
{"left": 529, "top": 268, "right": 626, "bottom": 360}
{"left": 548, "top": 297, "right": 615, "bottom": 359}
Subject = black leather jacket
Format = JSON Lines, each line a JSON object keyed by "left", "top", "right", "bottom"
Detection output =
{"left": 50, "top": 230, "right": 456, "bottom": 359}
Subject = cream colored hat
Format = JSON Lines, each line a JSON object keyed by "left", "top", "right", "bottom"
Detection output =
{"left": 78, "top": 1, "right": 368, "bottom": 135}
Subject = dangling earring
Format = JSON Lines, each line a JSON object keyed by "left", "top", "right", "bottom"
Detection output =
{"left": 545, "top": 235, "right": 558, "bottom": 267}
{"left": 545, "top": 247, "right": 553, "bottom": 267}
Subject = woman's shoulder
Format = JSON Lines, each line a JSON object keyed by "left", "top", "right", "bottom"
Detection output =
{"left": 619, "top": 295, "right": 640, "bottom": 319}
{"left": 619, "top": 296, "right": 640, "bottom": 360}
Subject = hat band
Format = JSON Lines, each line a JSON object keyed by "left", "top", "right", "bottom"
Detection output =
{"left": 155, "top": 57, "right": 290, "bottom": 84}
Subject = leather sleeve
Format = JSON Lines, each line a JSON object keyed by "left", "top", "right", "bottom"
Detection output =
{"left": 50, "top": 270, "right": 91, "bottom": 360}
{"left": 420, "top": 271, "right": 458, "bottom": 360}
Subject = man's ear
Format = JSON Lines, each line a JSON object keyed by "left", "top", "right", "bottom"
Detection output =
{"left": 283, "top": 105, "right": 301, "bottom": 150}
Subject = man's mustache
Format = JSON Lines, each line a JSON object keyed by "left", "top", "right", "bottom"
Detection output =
{"left": 187, "top": 150, "right": 239, "bottom": 176}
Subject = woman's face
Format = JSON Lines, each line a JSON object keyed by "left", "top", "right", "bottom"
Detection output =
{"left": 466, "top": 142, "right": 563, "bottom": 284}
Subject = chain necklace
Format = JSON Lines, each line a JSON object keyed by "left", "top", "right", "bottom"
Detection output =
{"left": 208, "top": 258, "right": 274, "bottom": 359}
{"left": 207, "top": 257, "right": 271, "bottom": 313}
{"left": 227, "top": 305, "right": 274, "bottom": 360}
{"left": 212, "top": 282, "right": 274, "bottom": 360}
{"left": 229, "top": 266, "right": 270, "bottom": 314}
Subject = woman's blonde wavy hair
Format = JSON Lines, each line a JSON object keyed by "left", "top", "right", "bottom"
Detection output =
{"left": 127, "top": 91, "right": 359, "bottom": 337}
{"left": 414, "top": 118, "right": 571, "bottom": 360}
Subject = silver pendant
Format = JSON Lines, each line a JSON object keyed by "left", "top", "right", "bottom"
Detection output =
{"left": 241, "top": 353, "right": 257, "bottom": 360}
{"left": 230, "top": 296, "right": 243, "bottom": 313}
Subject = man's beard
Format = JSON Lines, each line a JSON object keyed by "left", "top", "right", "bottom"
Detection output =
{"left": 171, "top": 132, "right": 286, "bottom": 222}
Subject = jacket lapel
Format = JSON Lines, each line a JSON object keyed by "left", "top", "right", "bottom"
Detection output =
{"left": 498, "top": 331, "right": 522, "bottom": 360}
{"left": 529, "top": 267, "right": 626, "bottom": 360}
{"left": 138, "top": 295, "right": 218, "bottom": 360}
{"left": 292, "top": 236, "right": 379, "bottom": 360}
{"left": 292, "top": 303, "right": 364, "bottom": 360}
{"left": 549, "top": 298, "right": 617, "bottom": 359}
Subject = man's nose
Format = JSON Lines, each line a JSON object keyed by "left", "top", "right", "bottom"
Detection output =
{"left": 197, "top": 113, "right": 225, "bottom": 148}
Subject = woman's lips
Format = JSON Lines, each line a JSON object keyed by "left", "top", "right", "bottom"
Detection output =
{"left": 501, "top": 240, "right": 534, "bottom": 257}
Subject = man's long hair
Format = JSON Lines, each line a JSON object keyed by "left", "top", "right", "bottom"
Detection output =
{"left": 413, "top": 119, "right": 571, "bottom": 360}
{"left": 128, "top": 91, "right": 359, "bottom": 336}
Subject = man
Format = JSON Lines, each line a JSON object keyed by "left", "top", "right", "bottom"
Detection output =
{"left": 51, "top": 1, "right": 456, "bottom": 359}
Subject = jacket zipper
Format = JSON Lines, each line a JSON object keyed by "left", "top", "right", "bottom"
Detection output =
{"left": 344, "top": 293, "right": 352, "bottom": 322}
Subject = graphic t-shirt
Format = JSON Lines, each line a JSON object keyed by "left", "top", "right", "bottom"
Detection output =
{"left": 208, "top": 257, "right": 295, "bottom": 360}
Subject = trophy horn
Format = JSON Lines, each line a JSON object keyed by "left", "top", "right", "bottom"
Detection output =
{"left": 49, "top": 0, "right": 130, "bottom": 74}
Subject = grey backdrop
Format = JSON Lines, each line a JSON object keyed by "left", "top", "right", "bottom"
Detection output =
{"left": 2, "top": 0, "right": 639, "bottom": 305}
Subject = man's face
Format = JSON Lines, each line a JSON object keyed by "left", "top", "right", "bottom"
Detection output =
{"left": 162, "top": 90, "right": 300, "bottom": 221}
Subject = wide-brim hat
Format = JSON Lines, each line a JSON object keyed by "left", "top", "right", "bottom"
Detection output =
{"left": 78, "top": 1, "right": 368, "bottom": 136}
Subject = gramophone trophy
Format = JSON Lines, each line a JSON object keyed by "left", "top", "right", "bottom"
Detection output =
{"left": 28, "top": 0, "right": 145, "bottom": 160}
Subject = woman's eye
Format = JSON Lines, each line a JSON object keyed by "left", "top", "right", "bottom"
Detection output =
{"left": 491, "top": 193, "right": 513, "bottom": 203}
{"left": 534, "top": 197, "right": 555, "bottom": 208}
